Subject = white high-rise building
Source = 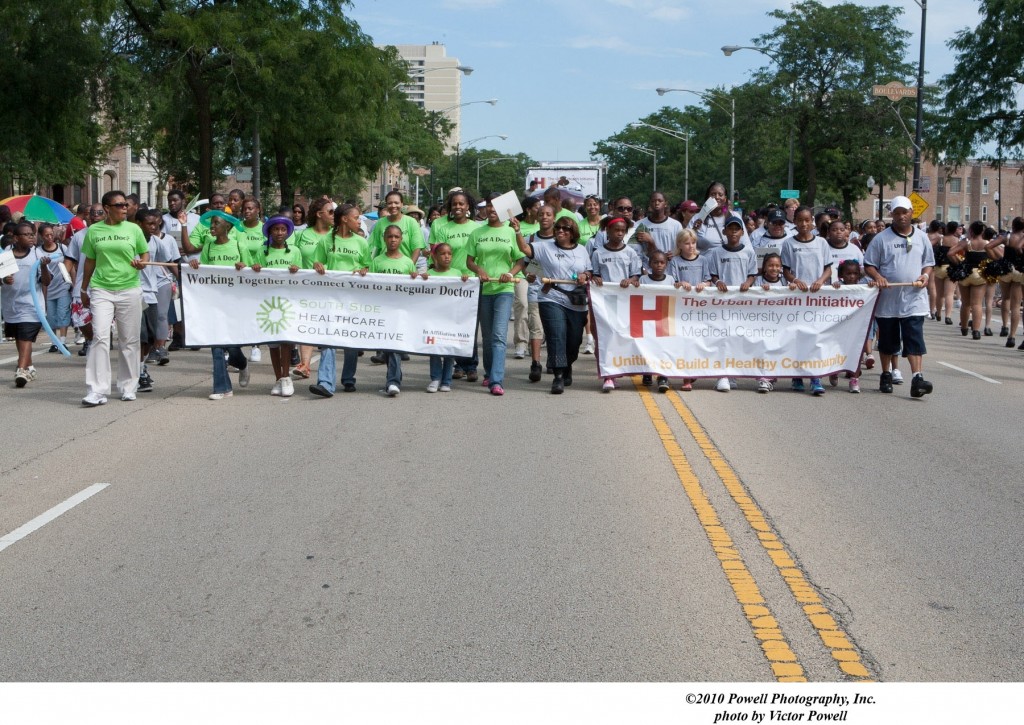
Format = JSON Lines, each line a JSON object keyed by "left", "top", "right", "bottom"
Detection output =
{"left": 394, "top": 43, "right": 464, "bottom": 152}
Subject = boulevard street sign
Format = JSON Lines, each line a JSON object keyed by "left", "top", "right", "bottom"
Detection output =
{"left": 909, "top": 191, "right": 929, "bottom": 218}
{"left": 780, "top": 189, "right": 800, "bottom": 199}
{"left": 872, "top": 81, "right": 918, "bottom": 100}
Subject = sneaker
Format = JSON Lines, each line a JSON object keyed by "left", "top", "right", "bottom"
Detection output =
{"left": 386, "top": 384, "right": 400, "bottom": 397}
{"left": 138, "top": 375, "right": 153, "bottom": 393}
{"left": 208, "top": 391, "right": 233, "bottom": 400}
{"left": 879, "top": 371, "right": 893, "bottom": 394}
{"left": 863, "top": 354, "right": 875, "bottom": 369}
{"left": 145, "top": 349, "right": 161, "bottom": 364}
{"left": 680, "top": 380, "right": 693, "bottom": 392}
{"left": 250, "top": 346, "right": 262, "bottom": 362}
{"left": 757, "top": 379, "right": 773, "bottom": 393}
{"left": 810, "top": 379, "right": 825, "bottom": 396}
{"left": 47, "top": 344, "right": 59, "bottom": 353}
{"left": 155, "top": 347, "right": 170, "bottom": 365}
{"left": 514, "top": 344, "right": 527, "bottom": 359}
{"left": 78, "top": 339, "right": 91, "bottom": 357}
{"left": 82, "top": 392, "right": 107, "bottom": 406}
{"left": 642, "top": 374, "right": 653, "bottom": 386}
{"left": 280, "top": 377, "right": 294, "bottom": 397}
{"left": 828, "top": 374, "right": 839, "bottom": 387}
{"left": 15, "top": 368, "right": 29, "bottom": 388}
{"left": 490, "top": 384, "right": 504, "bottom": 396}
{"left": 657, "top": 376, "right": 669, "bottom": 393}
{"left": 529, "top": 361, "right": 542, "bottom": 382}
{"left": 729, "top": 378, "right": 738, "bottom": 389}
{"left": 849, "top": 377, "right": 861, "bottom": 394}
{"left": 481, "top": 378, "right": 490, "bottom": 388}
{"left": 342, "top": 383, "right": 357, "bottom": 393}
{"left": 308, "top": 383, "right": 333, "bottom": 398}
{"left": 426, "top": 380, "right": 440, "bottom": 393}
{"left": 452, "top": 369, "right": 464, "bottom": 379}
{"left": 583, "top": 335, "right": 595, "bottom": 354}
{"left": 603, "top": 378, "right": 615, "bottom": 392}
{"left": 910, "top": 374, "right": 933, "bottom": 398}
{"left": 891, "top": 369, "right": 904, "bottom": 385}
{"left": 238, "top": 366, "right": 250, "bottom": 388}
{"left": 439, "top": 384, "right": 452, "bottom": 392}
{"left": 791, "top": 379, "right": 805, "bottom": 392}
{"left": 121, "top": 392, "right": 136, "bottom": 401}
{"left": 370, "top": 353, "right": 386, "bottom": 365}
{"left": 716, "top": 377, "right": 730, "bottom": 392}
{"left": 271, "top": 379, "right": 283, "bottom": 396}
{"left": 74, "top": 332, "right": 85, "bottom": 345}
{"left": 290, "top": 348, "right": 300, "bottom": 365}
{"left": 466, "top": 371, "right": 478, "bottom": 382}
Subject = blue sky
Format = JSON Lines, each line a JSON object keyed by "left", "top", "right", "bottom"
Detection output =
{"left": 350, "top": 0, "right": 979, "bottom": 163}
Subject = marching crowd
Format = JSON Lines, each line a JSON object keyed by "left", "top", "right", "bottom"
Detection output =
{"left": 3, "top": 180, "right": 1021, "bottom": 404}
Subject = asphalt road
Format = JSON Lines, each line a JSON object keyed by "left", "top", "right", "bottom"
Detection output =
{"left": 0, "top": 317, "right": 1021, "bottom": 683}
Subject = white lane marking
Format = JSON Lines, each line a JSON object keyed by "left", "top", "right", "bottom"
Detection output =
{"left": 938, "top": 361, "right": 1002, "bottom": 385}
{"left": 0, "top": 355, "right": 18, "bottom": 365}
{"left": 0, "top": 483, "right": 110, "bottom": 554}
{"left": 0, "top": 343, "right": 64, "bottom": 366}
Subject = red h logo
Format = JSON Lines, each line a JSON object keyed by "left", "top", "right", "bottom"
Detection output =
{"left": 425, "top": 336, "right": 436, "bottom": 345}
{"left": 629, "top": 295, "right": 675, "bottom": 338}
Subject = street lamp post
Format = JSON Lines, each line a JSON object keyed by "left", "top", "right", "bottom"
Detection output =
{"left": 477, "top": 157, "right": 517, "bottom": 195}
{"left": 615, "top": 142, "right": 657, "bottom": 191}
{"left": 722, "top": 44, "right": 794, "bottom": 190}
{"left": 456, "top": 134, "right": 508, "bottom": 186}
{"left": 629, "top": 122, "right": 692, "bottom": 199}
{"left": 913, "top": 1, "right": 927, "bottom": 193}
{"left": 656, "top": 87, "right": 734, "bottom": 199}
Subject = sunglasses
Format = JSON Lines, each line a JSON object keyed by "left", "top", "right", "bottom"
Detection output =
{"left": 616, "top": 205, "right": 633, "bottom": 212}
{"left": 554, "top": 225, "right": 573, "bottom": 232}
{"left": 106, "top": 202, "right": 130, "bottom": 209}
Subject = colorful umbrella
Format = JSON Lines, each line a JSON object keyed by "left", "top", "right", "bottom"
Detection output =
{"left": 0, "top": 194, "right": 74, "bottom": 224}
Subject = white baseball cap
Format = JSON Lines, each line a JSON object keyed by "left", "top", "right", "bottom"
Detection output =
{"left": 890, "top": 195, "right": 913, "bottom": 212}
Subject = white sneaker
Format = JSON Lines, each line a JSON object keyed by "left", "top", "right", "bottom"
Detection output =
{"left": 74, "top": 332, "right": 85, "bottom": 345}
{"left": 716, "top": 377, "right": 731, "bottom": 392}
{"left": 26, "top": 366, "right": 37, "bottom": 380}
{"left": 583, "top": 335, "right": 595, "bottom": 354}
{"left": 891, "top": 369, "right": 904, "bottom": 384}
{"left": 82, "top": 392, "right": 107, "bottom": 406}
{"left": 280, "top": 377, "right": 294, "bottom": 397}
{"left": 386, "top": 384, "right": 400, "bottom": 397}
{"left": 602, "top": 378, "right": 615, "bottom": 392}
{"left": 514, "top": 344, "right": 527, "bottom": 359}
{"left": 426, "top": 380, "right": 440, "bottom": 393}
{"left": 15, "top": 368, "right": 30, "bottom": 388}
{"left": 238, "top": 366, "right": 251, "bottom": 387}
{"left": 250, "top": 346, "right": 262, "bottom": 362}
{"left": 270, "top": 379, "right": 283, "bottom": 396}
{"left": 439, "top": 384, "right": 452, "bottom": 392}
{"left": 757, "top": 379, "right": 773, "bottom": 393}
{"left": 208, "top": 391, "right": 233, "bottom": 400}
{"left": 121, "top": 392, "right": 136, "bottom": 401}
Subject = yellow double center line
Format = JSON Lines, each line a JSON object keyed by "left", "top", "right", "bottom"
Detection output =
{"left": 633, "top": 379, "right": 873, "bottom": 682}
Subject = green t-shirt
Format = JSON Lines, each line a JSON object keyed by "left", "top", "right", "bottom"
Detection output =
{"left": 81, "top": 221, "right": 149, "bottom": 291}
{"left": 519, "top": 220, "right": 540, "bottom": 238}
{"left": 555, "top": 208, "right": 578, "bottom": 223}
{"left": 370, "top": 254, "right": 417, "bottom": 275}
{"left": 188, "top": 223, "right": 213, "bottom": 252}
{"left": 260, "top": 244, "right": 303, "bottom": 270}
{"left": 428, "top": 216, "right": 450, "bottom": 245}
{"left": 577, "top": 218, "right": 601, "bottom": 244}
{"left": 232, "top": 223, "right": 266, "bottom": 260}
{"left": 427, "top": 266, "right": 464, "bottom": 278}
{"left": 430, "top": 218, "right": 480, "bottom": 275}
{"left": 291, "top": 227, "right": 330, "bottom": 269}
{"left": 200, "top": 237, "right": 252, "bottom": 267}
{"left": 314, "top": 233, "right": 371, "bottom": 272}
{"left": 466, "top": 223, "right": 523, "bottom": 295}
{"left": 369, "top": 214, "right": 425, "bottom": 259}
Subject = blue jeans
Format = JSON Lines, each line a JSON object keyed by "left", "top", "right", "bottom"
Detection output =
{"left": 317, "top": 347, "right": 360, "bottom": 392}
{"left": 212, "top": 346, "right": 247, "bottom": 393}
{"left": 429, "top": 355, "right": 455, "bottom": 386}
{"left": 478, "top": 292, "right": 513, "bottom": 386}
{"left": 385, "top": 351, "right": 402, "bottom": 388}
{"left": 538, "top": 301, "right": 587, "bottom": 371}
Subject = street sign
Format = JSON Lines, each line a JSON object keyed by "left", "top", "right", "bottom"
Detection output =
{"left": 909, "top": 191, "right": 929, "bottom": 218}
{"left": 780, "top": 189, "right": 800, "bottom": 199}
{"left": 872, "top": 81, "right": 917, "bottom": 100}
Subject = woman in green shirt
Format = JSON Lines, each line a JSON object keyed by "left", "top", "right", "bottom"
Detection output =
{"left": 291, "top": 197, "right": 334, "bottom": 378}
{"left": 252, "top": 215, "right": 301, "bottom": 397}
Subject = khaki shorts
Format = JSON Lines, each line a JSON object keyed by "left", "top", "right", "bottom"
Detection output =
{"left": 959, "top": 269, "right": 987, "bottom": 287}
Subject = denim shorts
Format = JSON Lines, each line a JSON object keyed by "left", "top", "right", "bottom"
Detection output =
{"left": 876, "top": 316, "right": 926, "bottom": 356}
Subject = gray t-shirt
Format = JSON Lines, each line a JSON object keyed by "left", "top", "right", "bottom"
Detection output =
{"left": 781, "top": 235, "right": 832, "bottom": 284}
{"left": 141, "top": 233, "right": 182, "bottom": 303}
{"left": 65, "top": 228, "right": 89, "bottom": 299}
{"left": 530, "top": 242, "right": 592, "bottom": 310}
{"left": 825, "top": 242, "right": 865, "bottom": 283}
{"left": 863, "top": 225, "right": 934, "bottom": 318}
{"left": 43, "top": 244, "right": 70, "bottom": 300}
{"left": 707, "top": 244, "right": 757, "bottom": 286}
{"left": 669, "top": 254, "right": 710, "bottom": 286}
{"left": 591, "top": 245, "right": 641, "bottom": 283}
{"left": 1, "top": 248, "right": 42, "bottom": 323}
{"left": 635, "top": 216, "right": 683, "bottom": 257}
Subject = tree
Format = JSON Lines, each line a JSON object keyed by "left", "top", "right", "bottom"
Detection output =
{"left": 745, "top": 1, "right": 916, "bottom": 212}
{"left": 0, "top": 0, "right": 113, "bottom": 192}
{"left": 933, "top": 0, "right": 1024, "bottom": 162}
{"left": 427, "top": 148, "right": 537, "bottom": 207}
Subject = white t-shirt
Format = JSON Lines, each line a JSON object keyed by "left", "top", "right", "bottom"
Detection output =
{"left": 141, "top": 233, "right": 182, "bottom": 303}
{"left": 669, "top": 254, "right": 710, "bottom": 286}
{"left": 530, "top": 242, "right": 592, "bottom": 310}
{"left": 707, "top": 244, "right": 757, "bottom": 286}
{"left": 639, "top": 274, "right": 675, "bottom": 287}
{"left": 863, "top": 225, "right": 934, "bottom": 318}
{"left": 591, "top": 245, "right": 642, "bottom": 283}
{"left": 824, "top": 242, "right": 864, "bottom": 283}
{"left": 635, "top": 216, "right": 683, "bottom": 258}
{"left": 0, "top": 248, "right": 42, "bottom": 323}
{"left": 781, "top": 235, "right": 832, "bottom": 284}
{"left": 65, "top": 227, "right": 89, "bottom": 298}
{"left": 162, "top": 211, "right": 199, "bottom": 254}
{"left": 691, "top": 214, "right": 751, "bottom": 252}
{"left": 42, "top": 244, "right": 70, "bottom": 300}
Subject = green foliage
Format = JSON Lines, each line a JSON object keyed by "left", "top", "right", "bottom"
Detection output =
{"left": 933, "top": 0, "right": 1024, "bottom": 162}
{"left": 0, "top": 0, "right": 113, "bottom": 190}
{"left": 425, "top": 149, "right": 537, "bottom": 209}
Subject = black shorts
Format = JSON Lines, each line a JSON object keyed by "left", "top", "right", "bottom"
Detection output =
{"left": 876, "top": 316, "right": 926, "bottom": 356}
{"left": 140, "top": 303, "right": 159, "bottom": 345}
{"left": 4, "top": 322, "right": 42, "bottom": 342}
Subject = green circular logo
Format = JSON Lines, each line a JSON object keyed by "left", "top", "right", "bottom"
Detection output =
{"left": 256, "top": 296, "right": 295, "bottom": 335}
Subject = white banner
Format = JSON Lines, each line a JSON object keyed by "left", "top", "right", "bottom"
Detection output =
{"left": 181, "top": 267, "right": 480, "bottom": 356}
{"left": 591, "top": 284, "right": 879, "bottom": 378}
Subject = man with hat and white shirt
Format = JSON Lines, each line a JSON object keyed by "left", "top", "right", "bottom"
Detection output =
{"left": 863, "top": 195, "right": 935, "bottom": 397}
